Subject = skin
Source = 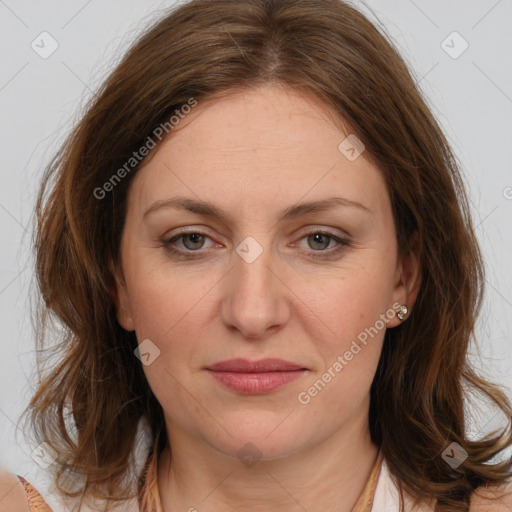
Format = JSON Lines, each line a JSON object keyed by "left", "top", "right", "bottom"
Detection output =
{"left": 112, "top": 84, "right": 422, "bottom": 512}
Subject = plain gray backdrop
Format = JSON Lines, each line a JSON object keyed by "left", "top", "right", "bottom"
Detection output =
{"left": 0, "top": 0, "right": 511, "bottom": 490}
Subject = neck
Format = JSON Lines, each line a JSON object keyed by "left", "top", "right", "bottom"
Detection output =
{"left": 157, "top": 405, "right": 379, "bottom": 512}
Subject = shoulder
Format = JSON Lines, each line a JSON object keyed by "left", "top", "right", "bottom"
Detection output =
{"left": 469, "top": 481, "right": 512, "bottom": 511}
{"left": 0, "top": 470, "right": 30, "bottom": 511}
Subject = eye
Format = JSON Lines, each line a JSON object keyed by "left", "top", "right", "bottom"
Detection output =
{"left": 179, "top": 233, "right": 208, "bottom": 250}
{"left": 294, "top": 230, "right": 350, "bottom": 258}
{"left": 304, "top": 233, "right": 337, "bottom": 250}
{"left": 163, "top": 231, "right": 217, "bottom": 254}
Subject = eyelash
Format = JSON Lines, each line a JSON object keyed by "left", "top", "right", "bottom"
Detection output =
{"left": 161, "top": 229, "right": 350, "bottom": 260}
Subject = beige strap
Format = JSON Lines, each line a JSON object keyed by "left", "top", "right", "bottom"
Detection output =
{"left": 138, "top": 447, "right": 162, "bottom": 512}
{"left": 17, "top": 476, "right": 53, "bottom": 512}
{"left": 352, "top": 451, "right": 383, "bottom": 512}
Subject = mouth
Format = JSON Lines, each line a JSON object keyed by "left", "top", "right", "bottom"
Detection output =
{"left": 204, "top": 358, "right": 309, "bottom": 394}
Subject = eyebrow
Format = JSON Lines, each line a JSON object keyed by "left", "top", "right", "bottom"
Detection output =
{"left": 143, "top": 196, "right": 371, "bottom": 223}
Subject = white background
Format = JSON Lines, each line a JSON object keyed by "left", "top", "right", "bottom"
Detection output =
{"left": 0, "top": 0, "right": 511, "bottom": 488}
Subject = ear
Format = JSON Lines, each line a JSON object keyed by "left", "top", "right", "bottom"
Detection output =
{"left": 387, "top": 231, "right": 422, "bottom": 328}
{"left": 109, "top": 259, "right": 135, "bottom": 332}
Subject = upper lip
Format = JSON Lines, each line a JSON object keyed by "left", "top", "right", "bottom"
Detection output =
{"left": 205, "top": 358, "right": 307, "bottom": 372}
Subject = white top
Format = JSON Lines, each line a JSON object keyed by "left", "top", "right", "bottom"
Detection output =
{"left": 372, "top": 458, "right": 435, "bottom": 511}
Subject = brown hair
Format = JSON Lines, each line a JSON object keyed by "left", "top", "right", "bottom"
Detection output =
{"left": 23, "top": 0, "right": 512, "bottom": 510}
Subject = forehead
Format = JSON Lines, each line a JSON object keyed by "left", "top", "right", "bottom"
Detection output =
{"left": 130, "top": 84, "right": 390, "bottom": 221}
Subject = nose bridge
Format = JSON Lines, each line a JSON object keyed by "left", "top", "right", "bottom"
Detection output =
{"left": 221, "top": 235, "right": 289, "bottom": 338}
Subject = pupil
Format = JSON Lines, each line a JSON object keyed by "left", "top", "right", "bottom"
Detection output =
{"left": 309, "top": 233, "right": 329, "bottom": 250}
{"left": 185, "top": 233, "right": 204, "bottom": 249}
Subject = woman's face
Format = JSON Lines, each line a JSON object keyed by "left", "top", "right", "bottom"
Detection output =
{"left": 114, "top": 84, "right": 419, "bottom": 460}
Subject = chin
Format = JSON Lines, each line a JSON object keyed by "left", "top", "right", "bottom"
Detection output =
{"left": 204, "top": 418, "right": 310, "bottom": 462}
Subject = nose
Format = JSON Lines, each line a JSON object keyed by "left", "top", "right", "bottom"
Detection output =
{"left": 220, "top": 240, "right": 291, "bottom": 340}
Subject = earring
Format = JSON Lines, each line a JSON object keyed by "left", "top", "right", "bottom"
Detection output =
{"left": 397, "top": 305, "right": 408, "bottom": 321}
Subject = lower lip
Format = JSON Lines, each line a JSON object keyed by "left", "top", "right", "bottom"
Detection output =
{"left": 206, "top": 370, "right": 307, "bottom": 394}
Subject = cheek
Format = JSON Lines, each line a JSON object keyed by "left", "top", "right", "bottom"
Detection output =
{"left": 124, "top": 264, "right": 219, "bottom": 420}
{"left": 292, "top": 255, "right": 396, "bottom": 347}
{"left": 296, "top": 277, "right": 388, "bottom": 388}
{"left": 128, "top": 265, "right": 217, "bottom": 346}
{"left": 292, "top": 272, "right": 389, "bottom": 423}
{"left": 286, "top": 255, "right": 396, "bottom": 416}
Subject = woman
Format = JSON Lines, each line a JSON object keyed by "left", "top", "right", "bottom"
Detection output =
{"left": 1, "top": 0, "right": 511, "bottom": 510}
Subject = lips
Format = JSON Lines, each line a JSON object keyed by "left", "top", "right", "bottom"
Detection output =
{"left": 206, "top": 358, "right": 306, "bottom": 372}
{"left": 205, "top": 358, "right": 308, "bottom": 394}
